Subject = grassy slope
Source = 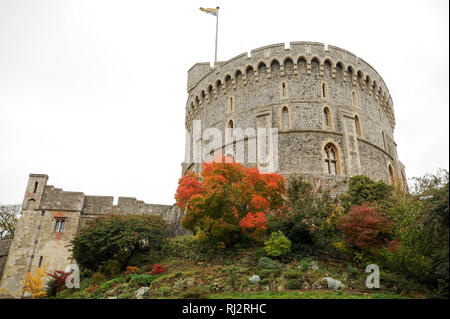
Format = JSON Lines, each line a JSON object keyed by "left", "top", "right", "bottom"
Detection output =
{"left": 54, "top": 246, "right": 421, "bottom": 299}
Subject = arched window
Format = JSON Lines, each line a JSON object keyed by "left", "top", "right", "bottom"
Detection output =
{"left": 207, "top": 85, "right": 213, "bottom": 103}
{"left": 355, "top": 115, "right": 362, "bottom": 136}
{"left": 281, "top": 82, "right": 287, "bottom": 98}
{"left": 388, "top": 165, "right": 395, "bottom": 185}
{"left": 322, "top": 83, "right": 327, "bottom": 98}
{"left": 323, "top": 107, "right": 330, "bottom": 127}
{"left": 324, "top": 143, "right": 338, "bottom": 175}
{"left": 352, "top": 91, "right": 357, "bottom": 106}
{"left": 229, "top": 97, "right": 234, "bottom": 112}
{"left": 33, "top": 181, "right": 38, "bottom": 193}
{"left": 227, "top": 120, "right": 234, "bottom": 139}
{"left": 282, "top": 107, "right": 289, "bottom": 127}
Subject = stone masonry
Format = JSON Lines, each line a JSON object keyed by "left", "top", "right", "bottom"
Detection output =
{"left": 0, "top": 40, "right": 407, "bottom": 298}
{"left": 0, "top": 237, "right": 12, "bottom": 280}
{"left": 183, "top": 42, "right": 407, "bottom": 194}
{"left": 0, "top": 174, "right": 185, "bottom": 297}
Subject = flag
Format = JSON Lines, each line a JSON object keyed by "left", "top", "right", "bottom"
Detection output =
{"left": 200, "top": 7, "right": 217, "bottom": 16}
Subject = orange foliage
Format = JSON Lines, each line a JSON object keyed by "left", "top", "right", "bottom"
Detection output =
{"left": 125, "top": 266, "right": 138, "bottom": 274}
{"left": 22, "top": 267, "right": 47, "bottom": 298}
{"left": 175, "top": 156, "right": 287, "bottom": 245}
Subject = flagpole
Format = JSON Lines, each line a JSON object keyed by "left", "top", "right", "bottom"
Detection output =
{"left": 214, "top": 6, "right": 219, "bottom": 65}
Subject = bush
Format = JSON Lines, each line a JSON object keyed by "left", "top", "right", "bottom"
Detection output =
{"left": 337, "top": 205, "right": 393, "bottom": 254}
{"left": 264, "top": 230, "right": 291, "bottom": 257}
{"left": 258, "top": 257, "right": 282, "bottom": 270}
{"left": 151, "top": 264, "right": 166, "bottom": 275}
{"left": 98, "top": 259, "right": 122, "bottom": 276}
{"left": 259, "top": 278, "right": 270, "bottom": 286}
{"left": 125, "top": 266, "right": 138, "bottom": 274}
{"left": 156, "top": 286, "right": 171, "bottom": 297}
{"left": 377, "top": 169, "right": 449, "bottom": 297}
{"left": 45, "top": 278, "right": 58, "bottom": 297}
{"left": 180, "top": 286, "right": 210, "bottom": 299}
{"left": 46, "top": 270, "right": 71, "bottom": 294}
{"left": 286, "top": 279, "right": 302, "bottom": 290}
{"left": 257, "top": 269, "right": 281, "bottom": 279}
{"left": 127, "top": 274, "right": 158, "bottom": 286}
{"left": 92, "top": 272, "right": 106, "bottom": 281}
{"left": 297, "top": 257, "right": 315, "bottom": 272}
{"left": 267, "top": 176, "right": 339, "bottom": 256}
{"left": 175, "top": 157, "right": 287, "bottom": 246}
{"left": 71, "top": 214, "right": 170, "bottom": 272}
{"left": 340, "top": 175, "right": 393, "bottom": 212}
{"left": 282, "top": 270, "right": 303, "bottom": 280}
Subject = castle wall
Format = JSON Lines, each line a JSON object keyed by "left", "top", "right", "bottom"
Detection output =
{"left": 0, "top": 175, "right": 187, "bottom": 298}
{"left": 0, "top": 237, "right": 12, "bottom": 281}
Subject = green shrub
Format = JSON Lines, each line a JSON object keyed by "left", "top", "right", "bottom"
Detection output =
{"left": 340, "top": 175, "right": 393, "bottom": 212}
{"left": 180, "top": 286, "right": 209, "bottom": 299}
{"left": 267, "top": 176, "right": 339, "bottom": 256}
{"left": 72, "top": 214, "right": 170, "bottom": 272}
{"left": 286, "top": 279, "right": 302, "bottom": 290}
{"left": 98, "top": 259, "right": 122, "bottom": 276}
{"left": 264, "top": 230, "right": 291, "bottom": 257}
{"left": 382, "top": 272, "right": 415, "bottom": 294}
{"left": 45, "top": 278, "right": 58, "bottom": 297}
{"left": 92, "top": 272, "right": 106, "bottom": 281}
{"left": 156, "top": 286, "right": 171, "bottom": 297}
{"left": 283, "top": 270, "right": 303, "bottom": 280}
{"left": 255, "top": 247, "right": 267, "bottom": 260}
{"left": 257, "top": 269, "right": 281, "bottom": 279}
{"left": 297, "top": 257, "right": 314, "bottom": 271}
{"left": 127, "top": 274, "right": 158, "bottom": 286}
{"left": 259, "top": 278, "right": 270, "bottom": 286}
{"left": 258, "top": 257, "right": 282, "bottom": 270}
{"left": 81, "top": 268, "right": 94, "bottom": 280}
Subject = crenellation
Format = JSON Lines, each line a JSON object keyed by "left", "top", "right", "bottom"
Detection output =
{"left": 184, "top": 42, "right": 406, "bottom": 195}
{"left": 83, "top": 195, "right": 114, "bottom": 215}
{"left": 40, "top": 186, "right": 85, "bottom": 212}
{"left": 185, "top": 42, "right": 395, "bottom": 129}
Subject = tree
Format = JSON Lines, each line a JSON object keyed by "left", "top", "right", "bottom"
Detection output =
{"left": 267, "top": 176, "right": 339, "bottom": 255}
{"left": 0, "top": 204, "right": 21, "bottom": 238}
{"left": 264, "top": 230, "right": 291, "bottom": 257}
{"left": 71, "top": 214, "right": 170, "bottom": 271}
{"left": 337, "top": 205, "right": 393, "bottom": 253}
{"left": 22, "top": 267, "right": 47, "bottom": 299}
{"left": 175, "top": 156, "right": 287, "bottom": 246}
{"left": 339, "top": 175, "right": 393, "bottom": 212}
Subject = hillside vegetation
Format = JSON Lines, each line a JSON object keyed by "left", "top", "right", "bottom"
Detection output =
{"left": 34, "top": 160, "right": 448, "bottom": 299}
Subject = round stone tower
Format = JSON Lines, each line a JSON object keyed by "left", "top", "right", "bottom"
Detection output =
{"left": 183, "top": 42, "right": 407, "bottom": 194}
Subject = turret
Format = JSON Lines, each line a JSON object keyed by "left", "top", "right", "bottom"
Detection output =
{"left": 21, "top": 174, "right": 48, "bottom": 211}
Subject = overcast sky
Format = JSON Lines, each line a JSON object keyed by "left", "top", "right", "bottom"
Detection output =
{"left": 0, "top": 0, "right": 448, "bottom": 205}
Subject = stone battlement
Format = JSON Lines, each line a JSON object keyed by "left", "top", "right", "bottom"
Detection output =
{"left": 21, "top": 174, "right": 173, "bottom": 219}
{"left": 187, "top": 41, "right": 394, "bottom": 128}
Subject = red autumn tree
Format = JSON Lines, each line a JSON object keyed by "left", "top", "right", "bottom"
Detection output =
{"left": 47, "top": 270, "right": 71, "bottom": 292}
{"left": 337, "top": 205, "right": 394, "bottom": 251}
{"left": 175, "top": 156, "right": 287, "bottom": 246}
